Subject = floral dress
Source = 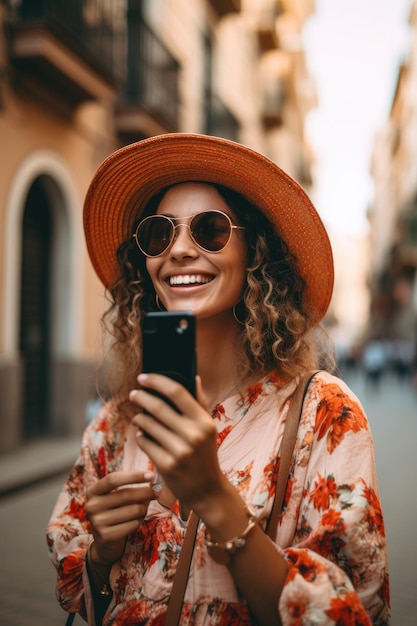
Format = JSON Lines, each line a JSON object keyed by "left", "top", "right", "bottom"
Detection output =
{"left": 47, "top": 370, "right": 390, "bottom": 625}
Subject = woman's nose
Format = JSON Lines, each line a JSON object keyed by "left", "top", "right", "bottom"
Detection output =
{"left": 169, "top": 224, "right": 199, "bottom": 258}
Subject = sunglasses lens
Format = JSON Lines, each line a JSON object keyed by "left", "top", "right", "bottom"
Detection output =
{"left": 191, "top": 212, "right": 231, "bottom": 252}
{"left": 137, "top": 216, "right": 173, "bottom": 256}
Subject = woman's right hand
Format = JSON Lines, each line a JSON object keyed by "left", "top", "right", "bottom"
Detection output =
{"left": 86, "top": 470, "right": 155, "bottom": 566}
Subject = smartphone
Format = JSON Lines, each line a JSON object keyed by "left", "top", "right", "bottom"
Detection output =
{"left": 142, "top": 311, "right": 197, "bottom": 406}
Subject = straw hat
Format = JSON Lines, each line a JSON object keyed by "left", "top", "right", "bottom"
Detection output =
{"left": 83, "top": 133, "right": 334, "bottom": 323}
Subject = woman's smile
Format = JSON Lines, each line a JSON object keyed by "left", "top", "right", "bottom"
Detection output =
{"left": 166, "top": 273, "right": 215, "bottom": 287}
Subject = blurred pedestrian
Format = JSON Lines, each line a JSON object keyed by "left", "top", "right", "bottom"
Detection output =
{"left": 390, "top": 339, "right": 415, "bottom": 383}
{"left": 362, "top": 340, "right": 387, "bottom": 388}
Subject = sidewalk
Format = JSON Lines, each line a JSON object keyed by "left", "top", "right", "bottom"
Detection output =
{"left": 0, "top": 436, "right": 81, "bottom": 498}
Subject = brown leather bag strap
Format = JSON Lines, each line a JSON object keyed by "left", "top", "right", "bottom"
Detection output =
{"left": 266, "top": 371, "right": 318, "bottom": 539}
{"left": 165, "top": 510, "right": 199, "bottom": 626}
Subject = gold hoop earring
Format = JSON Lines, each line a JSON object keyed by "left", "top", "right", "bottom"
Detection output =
{"left": 233, "top": 301, "right": 246, "bottom": 325}
{"left": 155, "top": 294, "right": 165, "bottom": 311}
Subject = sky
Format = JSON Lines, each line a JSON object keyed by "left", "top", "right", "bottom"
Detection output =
{"left": 303, "top": 0, "right": 413, "bottom": 237}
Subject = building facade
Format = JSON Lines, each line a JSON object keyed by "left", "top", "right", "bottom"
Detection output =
{"left": 0, "top": 0, "right": 316, "bottom": 452}
{"left": 368, "top": 0, "right": 417, "bottom": 354}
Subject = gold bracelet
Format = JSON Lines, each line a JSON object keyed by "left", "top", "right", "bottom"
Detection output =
{"left": 86, "top": 544, "right": 111, "bottom": 596}
{"left": 206, "top": 509, "right": 257, "bottom": 566}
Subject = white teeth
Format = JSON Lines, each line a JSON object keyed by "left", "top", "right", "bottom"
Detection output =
{"left": 169, "top": 274, "right": 213, "bottom": 286}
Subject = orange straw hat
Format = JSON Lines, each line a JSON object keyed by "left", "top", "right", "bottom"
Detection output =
{"left": 83, "top": 133, "right": 334, "bottom": 323}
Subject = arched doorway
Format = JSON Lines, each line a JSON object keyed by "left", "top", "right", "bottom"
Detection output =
{"left": 19, "top": 176, "right": 53, "bottom": 439}
{"left": 2, "top": 151, "right": 86, "bottom": 451}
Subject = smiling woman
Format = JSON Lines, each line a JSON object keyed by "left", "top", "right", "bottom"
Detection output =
{"left": 47, "top": 133, "right": 390, "bottom": 626}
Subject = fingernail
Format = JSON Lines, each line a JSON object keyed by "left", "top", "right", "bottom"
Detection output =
{"left": 144, "top": 471, "right": 154, "bottom": 481}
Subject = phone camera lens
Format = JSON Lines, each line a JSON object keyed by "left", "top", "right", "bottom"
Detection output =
{"left": 176, "top": 318, "right": 189, "bottom": 334}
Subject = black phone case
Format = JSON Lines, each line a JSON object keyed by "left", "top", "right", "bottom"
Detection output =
{"left": 142, "top": 311, "right": 196, "bottom": 398}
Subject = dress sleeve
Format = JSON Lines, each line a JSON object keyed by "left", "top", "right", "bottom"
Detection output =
{"left": 278, "top": 374, "right": 390, "bottom": 625}
{"left": 46, "top": 405, "right": 124, "bottom": 622}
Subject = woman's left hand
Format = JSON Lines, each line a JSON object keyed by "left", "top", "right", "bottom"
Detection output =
{"left": 129, "top": 374, "right": 226, "bottom": 515}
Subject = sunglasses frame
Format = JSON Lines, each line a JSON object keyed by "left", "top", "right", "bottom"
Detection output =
{"left": 133, "top": 209, "right": 245, "bottom": 257}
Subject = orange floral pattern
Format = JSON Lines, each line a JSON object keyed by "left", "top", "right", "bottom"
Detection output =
{"left": 315, "top": 384, "right": 369, "bottom": 453}
{"left": 47, "top": 372, "right": 390, "bottom": 625}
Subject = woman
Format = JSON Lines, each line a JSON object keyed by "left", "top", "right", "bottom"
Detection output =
{"left": 47, "top": 134, "right": 390, "bottom": 625}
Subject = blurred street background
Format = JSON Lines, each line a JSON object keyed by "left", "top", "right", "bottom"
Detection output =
{"left": 1, "top": 0, "right": 417, "bottom": 624}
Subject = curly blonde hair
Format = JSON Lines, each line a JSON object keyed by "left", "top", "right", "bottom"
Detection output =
{"left": 100, "top": 184, "right": 334, "bottom": 418}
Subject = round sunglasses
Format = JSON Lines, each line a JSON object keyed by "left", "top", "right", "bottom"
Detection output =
{"left": 133, "top": 210, "right": 245, "bottom": 257}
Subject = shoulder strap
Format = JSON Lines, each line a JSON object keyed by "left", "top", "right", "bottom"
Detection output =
{"left": 266, "top": 370, "right": 319, "bottom": 539}
{"left": 165, "top": 510, "right": 199, "bottom": 626}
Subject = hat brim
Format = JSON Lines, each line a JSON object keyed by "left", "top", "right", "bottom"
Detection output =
{"left": 83, "top": 133, "right": 334, "bottom": 323}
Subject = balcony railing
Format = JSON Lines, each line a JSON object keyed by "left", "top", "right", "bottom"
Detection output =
{"left": 9, "top": 0, "right": 119, "bottom": 84}
{"left": 207, "top": 0, "right": 241, "bottom": 18}
{"left": 116, "top": 17, "right": 180, "bottom": 138}
{"left": 205, "top": 93, "right": 240, "bottom": 142}
{"left": 296, "top": 154, "right": 313, "bottom": 187}
{"left": 400, "top": 207, "right": 417, "bottom": 258}
{"left": 252, "top": 0, "right": 282, "bottom": 51}
{"left": 261, "top": 78, "right": 286, "bottom": 129}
